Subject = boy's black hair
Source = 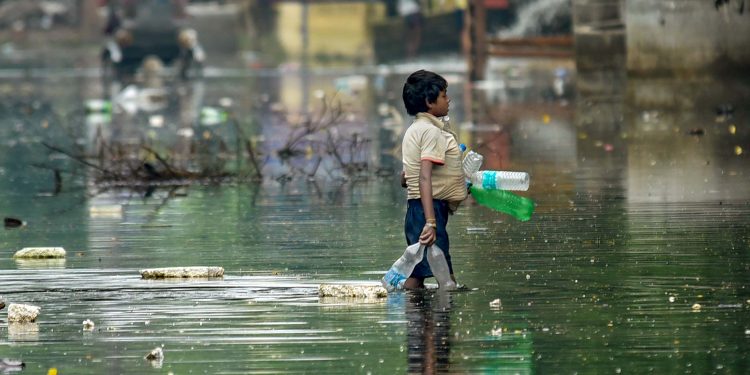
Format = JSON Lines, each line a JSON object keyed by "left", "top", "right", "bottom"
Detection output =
{"left": 402, "top": 70, "right": 447, "bottom": 116}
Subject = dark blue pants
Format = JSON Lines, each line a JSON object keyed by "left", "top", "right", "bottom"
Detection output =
{"left": 405, "top": 199, "right": 452, "bottom": 278}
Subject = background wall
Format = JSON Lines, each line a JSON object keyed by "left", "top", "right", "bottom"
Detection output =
{"left": 625, "top": 0, "right": 750, "bottom": 75}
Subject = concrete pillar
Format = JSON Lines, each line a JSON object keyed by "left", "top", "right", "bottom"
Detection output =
{"left": 573, "top": 0, "right": 626, "bottom": 72}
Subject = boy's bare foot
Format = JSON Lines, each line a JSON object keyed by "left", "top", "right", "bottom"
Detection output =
{"left": 403, "top": 277, "right": 425, "bottom": 289}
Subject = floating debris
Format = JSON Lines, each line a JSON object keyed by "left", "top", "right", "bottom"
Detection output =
{"left": 84, "top": 99, "right": 112, "bottom": 114}
{"left": 200, "top": 106, "right": 227, "bottom": 125}
{"left": 145, "top": 346, "right": 164, "bottom": 368}
{"left": 668, "top": 296, "right": 676, "bottom": 303}
{"left": 687, "top": 128, "right": 704, "bottom": 136}
{"left": 0, "top": 359, "right": 25, "bottom": 371}
{"left": 89, "top": 205, "right": 123, "bottom": 218}
{"left": 82, "top": 319, "right": 95, "bottom": 331}
{"left": 8, "top": 303, "right": 40, "bottom": 323}
{"left": 4, "top": 217, "right": 24, "bottom": 228}
{"left": 145, "top": 346, "right": 163, "bottom": 360}
{"left": 318, "top": 284, "right": 387, "bottom": 299}
{"left": 489, "top": 298, "right": 502, "bottom": 308}
{"left": 692, "top": 303, "right": 702, "bottom": 311}
{"left": 0, "top": 298, "right": 5, "bottom": 310}
{"left": 140, "top": 266, "right": 224, "bottom": 279}
{"left": 13, "top": 247, "right": 66, "bottom": 259}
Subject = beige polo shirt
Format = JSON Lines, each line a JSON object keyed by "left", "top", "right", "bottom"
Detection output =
{"left": 402, "top": 113, "right": 467, "bottom": 203}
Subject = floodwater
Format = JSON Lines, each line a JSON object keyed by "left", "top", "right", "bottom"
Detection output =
{"left": 0, "top": 60, "right": 749, "bottom": 374}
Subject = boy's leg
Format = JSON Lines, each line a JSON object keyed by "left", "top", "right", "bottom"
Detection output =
{"left": 403, "top": 277, "right": 425, "bottom": 289}
{"left": 405, "top": 199, "right": 432, "bottom": 279}
{"left": 405, "top": 199, "right": 453, "bottom": 282}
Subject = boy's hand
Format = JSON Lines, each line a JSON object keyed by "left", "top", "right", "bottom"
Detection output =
{"left": 400, "top": 171, "right": 407, "bottom": 188}
{"left": 419, "top": 225, "right": 436, "bottom": 245}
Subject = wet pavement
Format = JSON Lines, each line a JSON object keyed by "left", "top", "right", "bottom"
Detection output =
{"left": 0, "top": 57, "right": 749, "bottom": 374}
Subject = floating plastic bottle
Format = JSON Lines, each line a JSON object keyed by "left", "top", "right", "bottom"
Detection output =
{"left": 382, "top": 243, "right": 425, "bottom": 292}
{"left": 462, "top": 151, "right": 484, "bottom": 178}
{"left": 470, "top": 186, "right": 535, "bottom": 222}
{"left": 470, "top": 170, "right": 530, "bottom": 191}
{"left": 200, "top": 107, "right": 228, "bottom": 125}
{"left": 85, "top": 99, "right": 112, "bottom": 114}
{"left": 426, "top": 245, "right": 456, "bottom": 290}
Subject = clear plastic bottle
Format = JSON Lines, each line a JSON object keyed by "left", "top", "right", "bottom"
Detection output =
{"left": 462, "top": 151, "right": 484, "bottom": 178}
{"left": 426, "top": 245, "right": 457, "bottom": 290}
{"left": 470, "top": 170, "right": 530, "bottom": 191}
{"left": 382, "top": 243, "right": 425, "bottom": 292}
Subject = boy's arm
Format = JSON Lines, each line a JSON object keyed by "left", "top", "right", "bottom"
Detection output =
{"left": 419, "top": 160, "right": 437, "bottom": 245}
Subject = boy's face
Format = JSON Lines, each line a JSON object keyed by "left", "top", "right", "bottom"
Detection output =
{"left": 427, "top": 89, "right": 450, "bottom": 117}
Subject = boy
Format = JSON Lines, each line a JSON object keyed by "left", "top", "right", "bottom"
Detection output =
{"left": 400, "top": 70, "right": 467, "bottom": 289}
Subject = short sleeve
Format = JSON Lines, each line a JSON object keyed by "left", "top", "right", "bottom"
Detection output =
{"left": 419, "top": 126, "right": 447, "bottom": 165}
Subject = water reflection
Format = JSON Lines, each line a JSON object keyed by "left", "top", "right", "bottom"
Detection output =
{"left": 406, "top": 290, "right": 452, "bottom": 374}
{"left": 1, "top": 58, "right": 749, "bottom": 374}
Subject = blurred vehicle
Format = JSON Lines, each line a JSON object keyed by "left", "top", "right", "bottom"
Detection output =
{"left": 101, "top": 0, "right": 204, "bottom": 80}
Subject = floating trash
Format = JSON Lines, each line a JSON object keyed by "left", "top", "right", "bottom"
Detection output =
{"left": 82, "top": 319, "right": 95, "bottom": 331}
{"left": 145, "top": 346, "right": 164, "bottom": 368}
{"left": 89, "top": 205, "right": 123, "bottom": 218}
{"left": 319, "top": 284, "right": 387, "bottom": 299}
{"left": 8, "top": 303, "right": 40, "bottom": 323}
{"left": 0, "top": 359, "right": 25, "bottom": 372}
{"left": 140, "top": 266, "right": 224, "bottom": 279}
{"left": 84, "top": 99, "right": 112, "bottom": 114}
{"left": 691, "top": 303, "right": 702, "bottom": 311}
{"left": 4, "top": 217, "right": 24, "bottom": 228}
{"left": 200, "top": 107, "right": 227, "bottom": 125}
{"left": 145, "top": 347, "right": 163, "bottom": 361}
{"left": 218, "top": 97, "right": 233, "bottom": 108}
{"left": 489, "top": 298, "right": 502, "bottom": 308}
{"left": 149, "top": 115, "right": 165, "bottom": 128}
{"left": 13, "top": 247, "right": 66, "bottom": 259}
{"left": 176, "top": 128, "right": 195, "bottom": 138}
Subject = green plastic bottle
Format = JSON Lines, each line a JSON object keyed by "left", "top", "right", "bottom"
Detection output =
{"left": 470, "top": 186, "right": 535, "bottom": 222}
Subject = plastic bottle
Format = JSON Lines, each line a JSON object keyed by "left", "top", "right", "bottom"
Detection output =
{"left": 462, "top": 151, "right": 484, "bottom": 178}
{"left": 382, "top": 243, "right": 425, "bottom": 292}
{"left": 200, "top": 106, "right": 228, "bottom": 125}
{"left": 470, "top": 186, "right": 535, "bottom": 221}
{"left": 470, "top": 170, "right": 530, "bottom": 191}
{"left": 426, "top": 244, "right": 457, "bottom": 290}
{"left": 85, "top": 99, "right": 112, "bottom": 114}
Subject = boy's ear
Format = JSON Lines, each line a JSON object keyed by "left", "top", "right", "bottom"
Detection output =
{"left": 425, "top": 97, "right": 434, "bottom": 109}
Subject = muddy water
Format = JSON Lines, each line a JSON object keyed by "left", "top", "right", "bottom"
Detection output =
{"left": 0, "top": 65, "right": 749, "bottom": 374}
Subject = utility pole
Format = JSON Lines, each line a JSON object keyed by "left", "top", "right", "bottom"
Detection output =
{"left": 467, "top": 0, "right": 487, "bottom": 82}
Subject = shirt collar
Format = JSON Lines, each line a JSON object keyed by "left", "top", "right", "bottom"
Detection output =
{"left": 416, "top": 112, "right": 445, "bottom": 130}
